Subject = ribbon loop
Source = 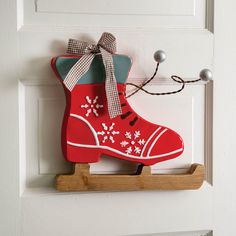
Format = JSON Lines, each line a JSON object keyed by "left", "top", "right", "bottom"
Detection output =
{"left": 63, "top": 32, "right": 122, "bottom": 119}
{"left": 98, "top": 32, "right": 116, "bottom": 54}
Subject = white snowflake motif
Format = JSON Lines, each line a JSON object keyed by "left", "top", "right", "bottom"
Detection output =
{"left": 81, "top": 96, "right": 103, "bottom": 117}
{"left": 120, "top": 131, "right": 146, "bottom": 155}
{"left": 97, "top": 123, "right": 120, "bottom": 144}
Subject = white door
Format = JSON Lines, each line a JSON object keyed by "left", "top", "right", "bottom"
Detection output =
{"left": 0, "top": 0, "right": 234, "bottom": 235}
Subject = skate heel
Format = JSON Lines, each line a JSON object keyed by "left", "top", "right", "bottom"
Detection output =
{"left": 67, "top": 144, "right": 100, "bottom": 163}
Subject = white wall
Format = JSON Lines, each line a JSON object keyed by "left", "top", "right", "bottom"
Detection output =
{"left": 214, "top": 0, "right": 236, "bottom": 235}
{"left": 0, "top": 0, "right": 19, "bottom": 235}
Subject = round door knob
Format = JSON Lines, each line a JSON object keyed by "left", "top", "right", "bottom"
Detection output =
{"left": 199, "top": 69, "right": 213, "bottom": 81}
{"left": 154, "top": 50, "right": 166, "bottom": 63}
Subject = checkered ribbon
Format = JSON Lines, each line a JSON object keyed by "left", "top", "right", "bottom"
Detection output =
{"left": 63, "top": 32, "right": 122, "bottom": 119}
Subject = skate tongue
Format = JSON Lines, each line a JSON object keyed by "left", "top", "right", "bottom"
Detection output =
{"left": 63, "top": 32, "right": 122, "bottom": 119}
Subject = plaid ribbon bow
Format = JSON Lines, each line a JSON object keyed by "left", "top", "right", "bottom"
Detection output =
{"left": 63, "top": 32, "right": 122, "bottom": 119}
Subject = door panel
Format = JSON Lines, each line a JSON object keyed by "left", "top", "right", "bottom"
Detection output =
{"left": 0, "top": 0, "right": 219, "bottom": 235}
{"left": 21, "top": 81, "right": 210, "bottom": 189}
{"left": 24, "top": 0, "right": 208, "bottom": 28}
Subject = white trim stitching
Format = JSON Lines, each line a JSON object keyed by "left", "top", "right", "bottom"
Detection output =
{"left": 141, "top": 127, "right": 162, "bottom": 156}
{"left": 67, "top": 141, "right": 183, "bottom": 160}
{"left": 70, "top": 113, "right": 100, "bottom": 146}
{"left": 147, "top": 128, "right": 168, "bottom": 156}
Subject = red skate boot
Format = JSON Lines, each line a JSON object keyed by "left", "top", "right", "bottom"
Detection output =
{"left": 51, "top": 53, "right": 184, "bottom": 166}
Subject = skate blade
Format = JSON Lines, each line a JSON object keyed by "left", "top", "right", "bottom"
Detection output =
{"left": 55, "top": 163, "right": 204, "bottom": 192}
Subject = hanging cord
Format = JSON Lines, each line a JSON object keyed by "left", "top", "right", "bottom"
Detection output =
{"left": 126, "top": 63, "right": 201, "bottom": 98}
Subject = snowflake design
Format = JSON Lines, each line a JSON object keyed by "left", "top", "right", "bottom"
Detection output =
{"left": 81, "top": 96, "right": 103, "bottom": 117}
{"left": 120, "top": 140, "right": 129, "bottom": 147}
{"left": 97, "top": 123, "right": 120, "bottom": 144}
{"left": 126, "top": 146, "right": 132, "bottom": 154}
{"left": 120, "top": 130, "right": 146, "bottom": 155}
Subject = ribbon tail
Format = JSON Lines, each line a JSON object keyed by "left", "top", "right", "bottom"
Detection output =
{"left": 63, "top": 53, "right": 95, "bottom": 91}
{"left": 100, "top": 47, "right": 122, "bottom": 119}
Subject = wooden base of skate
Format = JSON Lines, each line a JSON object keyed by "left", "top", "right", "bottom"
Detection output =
{"left": 56, "top": 163, "right": 204, "bottom": 192}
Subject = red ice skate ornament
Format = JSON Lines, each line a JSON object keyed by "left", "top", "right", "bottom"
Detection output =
{"left": 52, "top": 32, "right": 209, "bottom": 192}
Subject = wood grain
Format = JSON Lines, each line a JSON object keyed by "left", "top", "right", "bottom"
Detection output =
{"left": 56, "top": 163, "right": 205, "bottom": 192}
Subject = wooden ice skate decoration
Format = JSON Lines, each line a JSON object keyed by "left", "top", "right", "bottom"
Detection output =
{"left": 56, "top": 163, "right": 204, "bottom": 192}
{"left": 52, "top": 33, "right": 211, "bottom": 192}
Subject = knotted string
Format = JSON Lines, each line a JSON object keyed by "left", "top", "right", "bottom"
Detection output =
{"left": 126, "top": 63, "right": 201, "bottom": 98}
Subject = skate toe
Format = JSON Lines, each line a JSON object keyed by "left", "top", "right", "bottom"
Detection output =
{"left": 149, "top": 128, "right": 184, "bottom": 159}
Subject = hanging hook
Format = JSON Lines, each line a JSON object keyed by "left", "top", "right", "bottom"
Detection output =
{"left": 126, "top": 50, "right": 213, "bottom": 98}
{"left": 154, "top": 50, "right": 167, "bottom": 63}
{"left": 199, "top": 69, "right": 213, "bottom": 81}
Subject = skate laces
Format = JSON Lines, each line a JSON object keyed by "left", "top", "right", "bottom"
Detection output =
{"left": 124, "top": 60, "right": 209, "bottom": 126}
{"left": 119, "top": 94, "right": 139, "bottom": 126}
